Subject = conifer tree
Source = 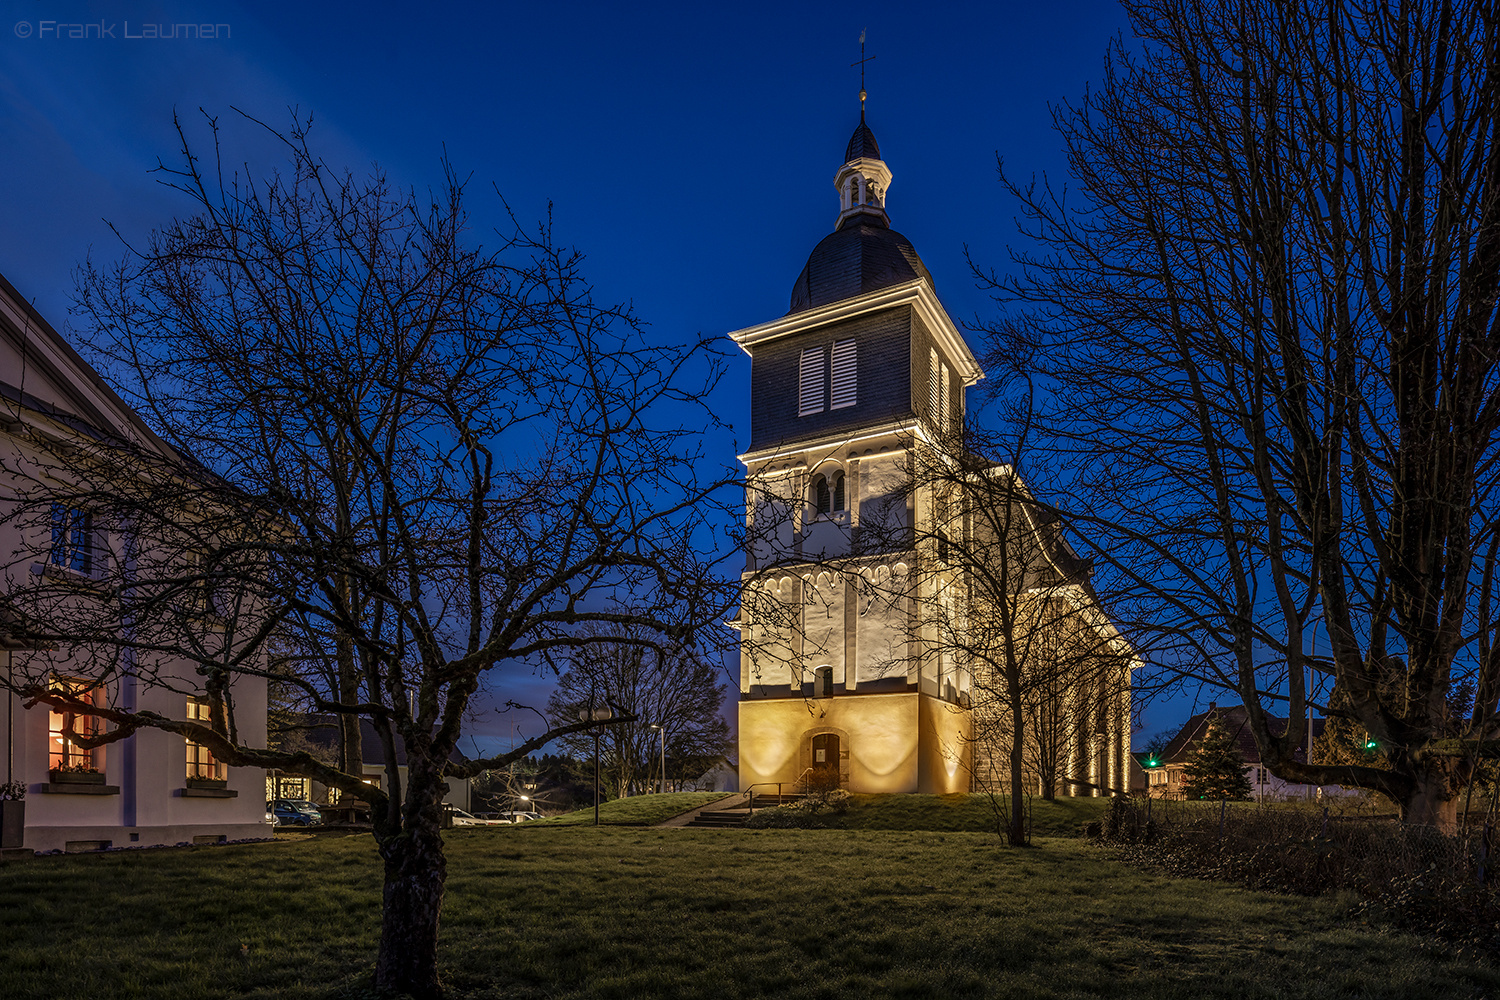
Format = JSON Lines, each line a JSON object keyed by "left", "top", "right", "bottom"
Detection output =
{"left": 1180, "top": 720, "right": 1252, "bottom": 801}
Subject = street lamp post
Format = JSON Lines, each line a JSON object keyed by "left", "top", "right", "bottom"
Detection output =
{"left": 650, "top": 724, "right": 666, "bottom": 795}
{"left": 578, "top": 706, "right": 613, "bottom": 826}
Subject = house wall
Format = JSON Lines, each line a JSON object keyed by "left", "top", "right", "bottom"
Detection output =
{"left": 360, "top": 765, "right": 470, "bottom": 811}
{"left": 305, "top": 765, "right": 470, "bottom": 813}
{"left": 4, "top": 650, "right": 271, "bottom": 852}
{"left": 1147, "top": 762, "right": 1363, "bottom": 801}
{"left": 0, "top": 282, "right": 273, "bottom": 853}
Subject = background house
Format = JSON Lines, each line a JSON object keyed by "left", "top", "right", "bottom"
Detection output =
{"left": 269, "top": 715, "right": 471, "bottom": 815}
{"left": 1145, "top": 703, "right": 1357, "bottom": 801}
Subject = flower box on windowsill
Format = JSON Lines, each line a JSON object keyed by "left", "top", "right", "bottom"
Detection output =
{"left": 49, "top": 769, "right": 104, "bottom": 785}
{"left": 185, "top": 778, "right": 228, "bottom": 790}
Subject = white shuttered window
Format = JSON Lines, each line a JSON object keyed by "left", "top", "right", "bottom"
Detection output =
{"left": 830, "top": 339, "right": 857, "bottom": 409}
{"left": 799, "top": 347, "right": 826, "bottom": 416}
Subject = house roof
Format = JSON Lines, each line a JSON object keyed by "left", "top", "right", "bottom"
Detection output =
{"left": 0, "top": 270, "right": 180, "bottom": 462}
{"left": 1159, "top": 703, "right": 1326, "bottom": 766}
{"left": 291, "top": 714, "right": 472, "bottom": 769}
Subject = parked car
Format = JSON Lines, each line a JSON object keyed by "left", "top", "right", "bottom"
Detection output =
{"left": 448, "top": 807, "right": 507, "bottom": 827}
{"left": 268, "top": 799, "right": 323, "bottom": 827}
{"left": 444, "top": 803, "right": 510, "bottom": 827}
{"left": 495, "top": 810, "right": 544, "bottom": 824}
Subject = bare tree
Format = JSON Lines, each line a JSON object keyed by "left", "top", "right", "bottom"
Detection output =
{"left": 544, "top": 627, "right": 731, "bottom": 798}
{"left": 986, "top": 0, "right": 1500, "bottom": 827}
{"left": 889, "top": 426, "right": 1133, "bottom": 845}
{"left": 1, "top": 111, "right": 736, "bottom": 997}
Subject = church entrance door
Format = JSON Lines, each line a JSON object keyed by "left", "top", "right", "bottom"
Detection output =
{"left": 811, "top": 733, "right": 841, "bottom": 788}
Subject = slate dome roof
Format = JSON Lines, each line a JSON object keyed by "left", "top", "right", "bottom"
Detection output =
{"left": 844, "top": 120, "right": 882, "bottom": 162}
{"left": 788, "top": 218, "right": 934, "bottom": 314}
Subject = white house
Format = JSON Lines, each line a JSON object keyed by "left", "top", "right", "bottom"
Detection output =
{"left": 0, "top": 271, "right": 270, "bottom": 852}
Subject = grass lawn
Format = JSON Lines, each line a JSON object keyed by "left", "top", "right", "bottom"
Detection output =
{"left": 810, "top": 793, "right": 1112, "bottom": 835}
{"left": 541, "top": 791, "right": 730, "bottom": 826}
{"left": 2, "top": 826, "right": 1496, "bottom": 999}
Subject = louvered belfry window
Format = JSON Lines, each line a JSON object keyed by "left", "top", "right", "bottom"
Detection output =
{"left": 799, "top": 346, "right": 827, "bottom": 416}
{"left": 830, "top": 339, "right": 857, "bottom": 409}
{"left": 940, "top": 362, "right": 951, "bottom": 430}
{"left": 929, "top": 348, "right": 941, "bottom": 423}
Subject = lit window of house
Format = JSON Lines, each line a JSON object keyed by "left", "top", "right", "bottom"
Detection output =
{"left": 272, "top": 776, "right": 310, "bottom": 800}
{"left": 49, "top": 504, "right": 93, "bottom": 575}
{"left": 185, "top": 698, "right": 226, "bottom": 782}
{"left": 48, "top": 677, "right": 103, "bottom": 773}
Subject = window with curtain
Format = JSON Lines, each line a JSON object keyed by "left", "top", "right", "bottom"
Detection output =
{"left": 185, "top": 697, "right": 227, "bottom": 781}
{"left": 47, "top": 676, "right": 102, "bottom": 772}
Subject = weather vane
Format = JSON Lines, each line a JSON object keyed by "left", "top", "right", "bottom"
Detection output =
{"left": 851, "top": 29, "right": 876, "bottom": 120}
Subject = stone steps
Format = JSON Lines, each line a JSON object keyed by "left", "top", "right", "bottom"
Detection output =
{"left": 680, "top": 792, "right": 807, "bottom": 829}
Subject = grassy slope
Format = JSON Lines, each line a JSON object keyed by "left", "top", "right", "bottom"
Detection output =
{"left": 814, "top": 793, "right": 1112, "bottom": 835}
{"left": 541, "top": 791, "right": 730, "bottom": 827}
{"left": 2, "top": 826, "right": 1496, "bottom": 999}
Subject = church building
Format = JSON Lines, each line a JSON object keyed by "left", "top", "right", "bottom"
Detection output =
{"left": 728, "top": 109, "right": 1134, "bottom": 797}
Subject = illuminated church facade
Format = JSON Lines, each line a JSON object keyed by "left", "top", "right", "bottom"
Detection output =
{"left": 728, "top": 114, "right": 1134, "bottom": 797}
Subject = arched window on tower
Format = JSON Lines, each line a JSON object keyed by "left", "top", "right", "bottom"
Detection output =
{"left": 866, "top": 182, "right": 882, "bottom": 207}
{"left": 809, "top": 472, "right": 847, "bottom": 518}
{"left": 812, "top": 474, "right": 831, "bottom": 515}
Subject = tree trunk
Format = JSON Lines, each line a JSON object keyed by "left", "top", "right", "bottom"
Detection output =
{"left": 1401, "top": 767, "right": 1460, "bottom": 831}
{"left": 337, "top": 634, "right": 362, "bottom": 779}
{"left": 374, "top": 776, "right": 447, "bottom": 998}
{"left": 1008, "top": 689, "right": 1027, "bottom": 847}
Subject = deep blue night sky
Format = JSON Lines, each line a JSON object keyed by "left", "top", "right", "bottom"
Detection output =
{"left": 0, "top": 1, "right": 1209, "bottom": 757}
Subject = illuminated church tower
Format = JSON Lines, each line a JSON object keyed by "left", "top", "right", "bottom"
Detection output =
{"left": 728, "top": 111, "right": 982, "bottom": 794}
{"left": 728, "top": 109, "right": 1134, "bottom": 797}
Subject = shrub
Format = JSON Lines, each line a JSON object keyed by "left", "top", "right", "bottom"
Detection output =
{"left": 1102, "top": 797, "right": 1500, "bottom": 959}
{"left": 744, "top": 789, "right": 851, "bottom": 829}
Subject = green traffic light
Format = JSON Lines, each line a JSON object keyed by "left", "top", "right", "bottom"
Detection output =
{"left": 1363, "top": 738, "right": 1378, "bottom": 750}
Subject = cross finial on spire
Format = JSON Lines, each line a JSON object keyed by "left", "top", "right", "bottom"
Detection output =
{"left": 852, "top": 29, "right": 875, "bottom": 122}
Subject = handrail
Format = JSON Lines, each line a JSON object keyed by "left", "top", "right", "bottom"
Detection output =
{"left": 744, "top": 769, "right": 815, "bottom": 816}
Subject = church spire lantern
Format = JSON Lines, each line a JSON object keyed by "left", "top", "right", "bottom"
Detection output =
{"left": 835, "top": 120, "right": 893, "bottom": 230}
